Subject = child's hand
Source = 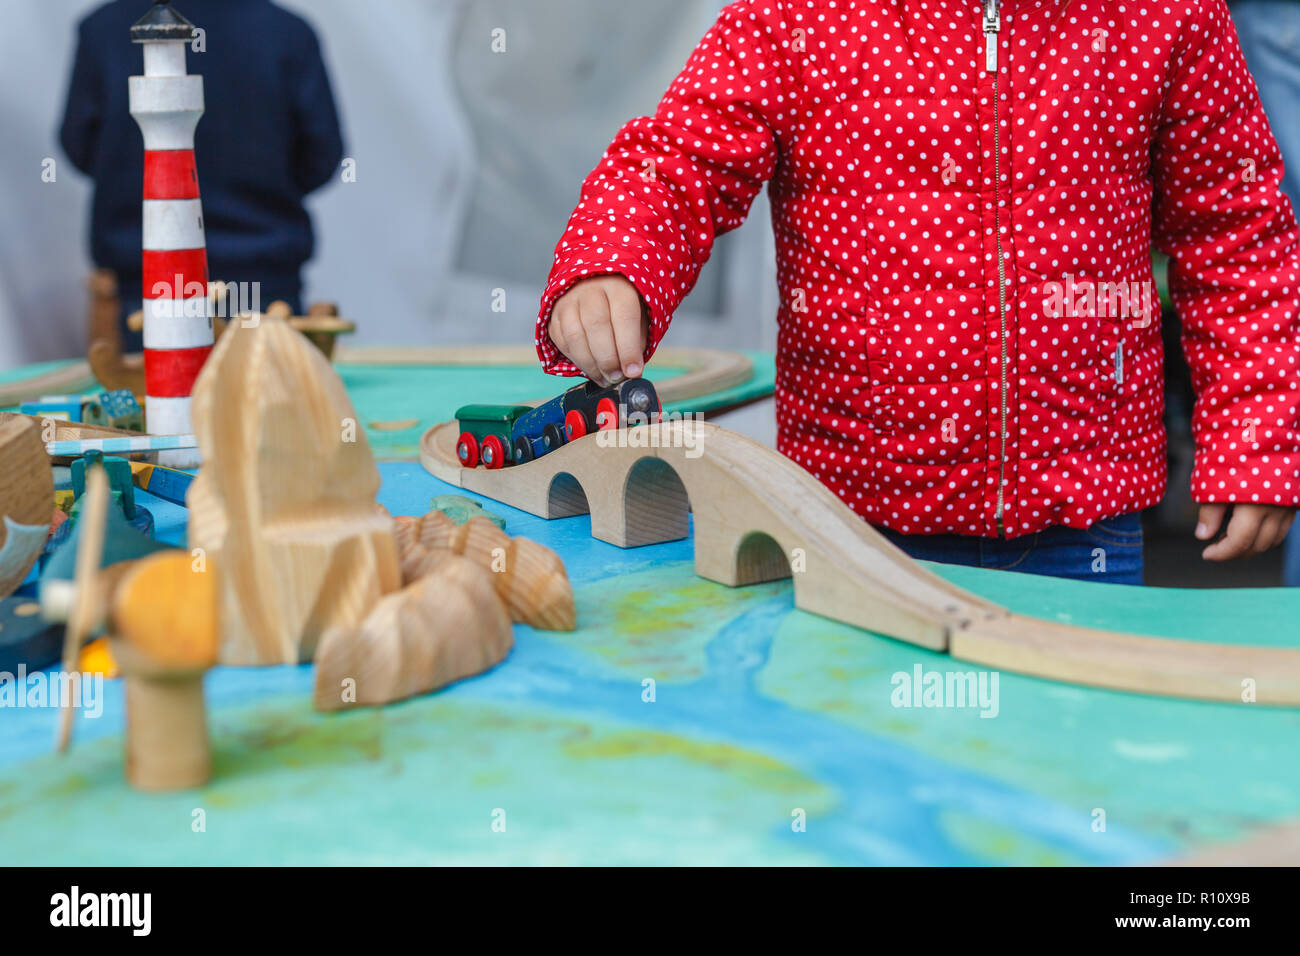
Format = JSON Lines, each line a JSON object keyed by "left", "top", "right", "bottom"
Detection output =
{"left": 548, "top": 275, "right": 649, "bottom": 387}
{"left": 1195, "top": 503, "right": 1296, "bottom": 561}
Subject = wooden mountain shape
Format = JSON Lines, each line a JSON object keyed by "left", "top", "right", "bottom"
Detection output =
{"left": 188, "top": 313, "right": 401, "bottom": 665}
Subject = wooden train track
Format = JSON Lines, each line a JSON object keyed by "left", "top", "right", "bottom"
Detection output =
{"left": 421, "top": 418, "right": 1300, "bottom": 706}
{"left": 1, "top": 346, "right": 754, "bottom": 413}
{"left": 0, "top": 362, "right": 98, "bottom": 409}
{"left": 333, "top": 344, "right": 754, "bottom": 407}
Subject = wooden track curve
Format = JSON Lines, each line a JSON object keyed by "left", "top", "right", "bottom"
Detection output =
{"left": 0, "top": 345, "right": 753, "bottom": 413}
{"left": 333, "top": 344, "right": 754, "bottom": 407}
{"left": 422, "top": 418, "right": 1300, "bottom": 706}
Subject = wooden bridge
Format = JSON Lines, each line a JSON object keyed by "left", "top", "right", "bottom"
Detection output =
{"left": 422, "top": 418, "right": 1300, "bottom": 706}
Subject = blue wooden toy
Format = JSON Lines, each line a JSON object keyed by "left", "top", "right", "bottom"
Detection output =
{"left": 19, "top": 396, "right": 84, "bottom": 423}
{"left": 82, "top": 389, "right": 145, "bottom": 432}
{"left": 72, "top": 452, "right": 136, "bottom": 519}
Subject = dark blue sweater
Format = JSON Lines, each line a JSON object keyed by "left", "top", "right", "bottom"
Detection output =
{"left": 59, "top": 0, "right": 345, "bottom": 307}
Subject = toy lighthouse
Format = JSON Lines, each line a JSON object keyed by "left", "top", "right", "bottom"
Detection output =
{"left": 129, "top": 0, "right": 212, "bottom": 468}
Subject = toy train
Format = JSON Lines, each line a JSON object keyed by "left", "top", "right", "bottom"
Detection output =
{"left": 455, "top": 377, "right": 661, "bottom": 469}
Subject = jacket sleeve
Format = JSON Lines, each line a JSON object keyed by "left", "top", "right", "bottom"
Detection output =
{"left": 58, "top": 19, "right": 103, "bottom": 177}
{"left": 290, "top": 27, "right": 345, "bottom": 196}
{"left": 535, "top": 0, "right": 800, "bottom": 374}
{"left": 1151, "top": 0, "right": 1300, "bottom": 507}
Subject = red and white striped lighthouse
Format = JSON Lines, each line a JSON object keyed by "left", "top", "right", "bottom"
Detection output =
{"left": 129, "top": 0, "right": 212, "bottom": 468}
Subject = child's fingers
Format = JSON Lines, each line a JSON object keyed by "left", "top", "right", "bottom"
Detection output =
{"left": 1278, "top": 512, "right": 1297, "bottom": 547}
{"left": 1194, "top": 503, "right": 1227, "bottom": 540}
{"left": 1201, "top": 506, "right": 1261, "bottom": 561}
{"left": 1253, "top": 511, "right": 1286, "bottom": 554}
{"left": 577, "top": 292, "right": 624, "bottom": 386}
{"left": 553, "top": 304, "right": 601, "bottom": 382}
{"left": 606, "top": 282, "right": 647, "bottom": 378}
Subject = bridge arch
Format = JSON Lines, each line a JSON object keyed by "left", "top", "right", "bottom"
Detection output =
{"left": 546, "top": 471, "right": 589, "bottom": 518}
{"left": 733, "top": 530, "right": 793, "bottom": 585}
{"left": 619, "top": 457, "right": 690, "bottom": 546}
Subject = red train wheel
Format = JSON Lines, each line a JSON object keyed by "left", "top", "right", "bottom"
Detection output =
{"left": 456, "top": 432, "right": 479, "bottom": 468}
{"left": 596, "top": 397, "right": 619, "bottom": 430}
{"left": 481, "top": 434, "right": 507, "bottom": 470}
{"left": 565, "top": 409, "right": 588, "bottom": 440}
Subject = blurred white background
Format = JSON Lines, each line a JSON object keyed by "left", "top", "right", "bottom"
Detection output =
{"left": 0, "top": 0, "right": 779, "bottom": 375}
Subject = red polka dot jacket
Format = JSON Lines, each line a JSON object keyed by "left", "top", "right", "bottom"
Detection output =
{"left": 535, "top": 0, "right": 1300, "bottom": 538}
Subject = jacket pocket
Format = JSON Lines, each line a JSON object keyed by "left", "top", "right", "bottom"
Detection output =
{"left": 1024, "top": 272, "right": 1125, "bottom": 438}
{"left": 868, "top": 289, "right": 987, "bottom": 467}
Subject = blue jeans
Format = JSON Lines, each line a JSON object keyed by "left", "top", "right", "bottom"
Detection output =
{"left": 875, "top": 513, "right": 1145, "bottom": 585}
{"left": 1233, "top": 1, "right": 1300, "bottom": 585}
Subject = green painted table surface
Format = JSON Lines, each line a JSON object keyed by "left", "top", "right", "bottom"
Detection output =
{"left": 0, "top": 351, "right": 778, "bottom": 460}
{"left": 1, "top": 353, "right": 1298, "bottom": 866}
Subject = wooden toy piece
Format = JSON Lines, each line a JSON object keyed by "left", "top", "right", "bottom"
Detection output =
{"left": 314, "top": 554, "right": 513, "bottom": 711}
{"left": 76, "top": 637, "right": 119, "bottom": 678}
{"left": 56, "top": 465, "right": 109, "bottom": 753}
{"left": 87, "top": 269, "right": 124, "bottom": 360}
{"left": 187, "top": 310, "right": 401, "bottom": 665}
{"left": 87, "top": 338, "right": 146, "bottom": 402}
{"left": 131, "top": 0, "right": 213, "bottom": 469}
{"left": 0, "top": 363, "right": 97, "bottom": 410}
{"left": 3, "top": 411, "right": 151, "bottom": 466}
{"left": 129, "top": 460, "right": 194, "bottom": 507}
{"left": 73, "top": 453, "right": 136, "bottom": 519}
{"left": 421, "top": 417, "right": 1300, "bottom": 706}
{"left": 1, "top": 341, "right": 745, "bottom": 419}
{"left": 0, "top": 416, "right": 55, "bottom": 599}
{"left": 19, "top": 397, "right": 84, "bottom": 423}
{"left": 84, "top": 270, "right": 146, "bottom": 401}
{"left": 46, "top": 433, "right": 198, "bottom": 459}
{"left": 453, "top": 404, "right": 532, "bottom": 470}
{"left": 296, "top": 302, "right": 356, "bottom": 359}
{"left": 394, "top": 511, "right": 575, "bottom": 630}
{"left": 40, "top": 488, "right": 167, "bottom": 606}
{"left": 455, "top": 378, "right": 661, "bottom": 470}
{"left": 329, "top": 344, "right": 753, "bottom": 408}
{"left": 109, "top": 550, "right": 219, "bottom": 791}
{"left": 82, "top": 390, "right": 145, "bottom": 432}
{"left": 190, "top": 291, "right": 355, "bottom": 360}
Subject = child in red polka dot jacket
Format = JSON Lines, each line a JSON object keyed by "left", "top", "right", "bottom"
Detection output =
{"left": 535, "top": 0, "right": 1300, "bottom": 584}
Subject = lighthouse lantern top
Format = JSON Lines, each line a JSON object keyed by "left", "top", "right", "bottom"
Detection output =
{"left": 131, "top": 0, "right": 196, "bottom": 43}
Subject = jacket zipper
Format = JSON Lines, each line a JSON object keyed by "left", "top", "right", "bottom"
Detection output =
{"left": 984, "top": 0, "right": 1009, "bottom": 537}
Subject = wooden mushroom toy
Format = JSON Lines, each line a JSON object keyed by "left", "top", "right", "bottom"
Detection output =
{"left": 109, "top": 550, "right": 219, "bottom": 791}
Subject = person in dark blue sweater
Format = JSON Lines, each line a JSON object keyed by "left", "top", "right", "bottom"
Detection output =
{"left": 59, "top": 0, "right": 345, "bottom": 350}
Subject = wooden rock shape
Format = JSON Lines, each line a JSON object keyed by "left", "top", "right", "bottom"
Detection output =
{"left": 0, "top": 416, "right": 54, "bottom": 599}
{"left": 313, "top": 554, "right": 513, "bottom": 711}
{"left": 187, "top": 312, "right": 401, "bottom": 665}
{"left": 394, "top": 512, "right": 575, "bottom": 630}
